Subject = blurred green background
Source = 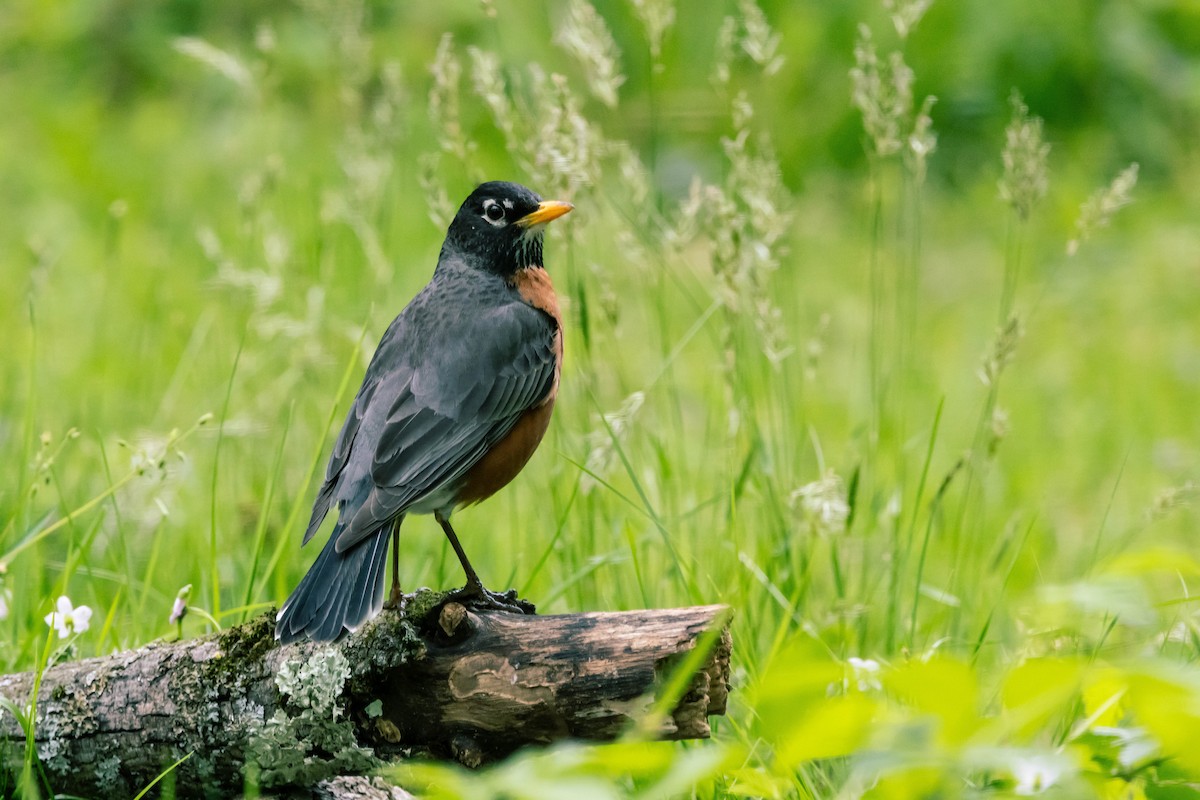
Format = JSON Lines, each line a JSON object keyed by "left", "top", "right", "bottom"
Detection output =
{"left": 2, "top": 0, "right": 1200, "bottom": 796}
{"left": 2, "top": 0, "right": 1197, "bottom": 436}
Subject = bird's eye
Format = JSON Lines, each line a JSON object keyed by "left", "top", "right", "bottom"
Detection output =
{"left": 483, "top": 201, "right": 506, "bottom": 225}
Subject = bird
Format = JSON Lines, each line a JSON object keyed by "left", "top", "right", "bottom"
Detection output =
{"left": 275, "top": 181, "right": 573, "bottom": 644}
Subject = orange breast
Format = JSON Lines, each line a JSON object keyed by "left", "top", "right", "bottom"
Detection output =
{"left": 456, "top": 397, "right": 556, "bottom": 506}
{"left": 456, "top": 265, "right": 562, "bottom": 507}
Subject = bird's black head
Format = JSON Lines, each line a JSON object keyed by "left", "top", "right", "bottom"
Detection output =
{"left": 439, "top": 181, "right": 574, "bottom": 277}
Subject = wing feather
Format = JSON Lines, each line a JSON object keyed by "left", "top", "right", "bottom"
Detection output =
{"left": 332, "top": 301, "right": 556, "bottom": 552}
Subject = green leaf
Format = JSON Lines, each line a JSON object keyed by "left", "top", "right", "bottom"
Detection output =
{"left": 775, "top": 693, "right": 878, "bottom": 766}
{"left": 1001, "top": 657, "right": 1086, "bottom": 741}
{"left": 1102, "top": 548, "right": 1200, "bottom": 579}
{"left": 886, "top": 657, "right": 978, "bottom": 746}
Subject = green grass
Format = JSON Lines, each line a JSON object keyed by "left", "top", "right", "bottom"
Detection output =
{"left": 2, "top": 0, "right": 1199, "bottom": 797}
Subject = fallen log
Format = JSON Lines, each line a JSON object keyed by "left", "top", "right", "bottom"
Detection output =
{"left": 0, "top": 593, "right": 731, "bottom": 798}
{"left": 263, "top": 775, "right": 416, "bottom": 800}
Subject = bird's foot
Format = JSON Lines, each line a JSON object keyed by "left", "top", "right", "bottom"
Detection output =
{"left": 444, "top": 584, "right": 536, "bottom": 615}
{"left": 383, "top": 584, "right": 407, "bottom": 612}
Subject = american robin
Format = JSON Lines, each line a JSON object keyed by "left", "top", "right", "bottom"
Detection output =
{"left": 275, "top": 181, "right": 573, "bottom": 644}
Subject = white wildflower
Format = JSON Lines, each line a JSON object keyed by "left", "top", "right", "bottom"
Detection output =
{"left": 791, "top": 470, "right": 850, "bottom": 536}
{"left": 0, "top": 588, "right": 10, "bottom": 621}
{"left": 1011, "top": 754, "right": 1068, "bottom": 795}
{"left": 44, "top": 596, "right": 93, "bottom": 639}
{"left": 846, "top": 656, "right": 882, "bottom": 691}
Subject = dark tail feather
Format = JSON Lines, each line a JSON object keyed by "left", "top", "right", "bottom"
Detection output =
{"left": 275, "top": 525, "right": 389, "bottom": 644}
{"left": 301, "top": 482, "right": 337, "bottom": 546}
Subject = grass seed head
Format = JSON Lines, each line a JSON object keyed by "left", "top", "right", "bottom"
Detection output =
{"left": 1068, "top": 162, "right": 1140, "bottom": 256}
{"left": 1148, "top": 481, "right": 1198, "bottom": 521}
{"left": 712, "top": 16, "right": 737, "bottom": 86}
{"left": 979, "top": 313, "right": 1024, "bottom": 387}
{"left": 468, "top": 47, "right": 517, "bottom": 143}
{"left": 630, "top": 0, "right": 676, "bottom": 60}
{"left": 906, "top": 95, "right": 938, "bottom": 183}
{"left": 417, "top": 152, "right": 455, "bottom": 230}
{"left": 884, "top": 0, "right": 934, "bottom": 39}
{"left": 851, "top": 25, "right": 914, "bottom": 158}
{"left": 999, "top": 91, "right": 1050, "bottom": 220}
{"left": 429, "top": 34, "right": 473, "bottom": 162}
{"left": 737, "top": 0, "right": 784, "bottom": 76}
{"left": 582, "top": 392, "right": 646, "bottom": 494}
{"left": 528, "top": 67, "right": 604, "bottom": 195}
{"left": 554, "top": 0, "right": 625, "bottom": 108}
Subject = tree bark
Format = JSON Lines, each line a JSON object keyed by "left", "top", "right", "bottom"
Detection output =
{"left": 265, "top": 775, "right": 416, "bottom": 800}
{"left": 0, "top": 596, "right": 731, "bottom": 799}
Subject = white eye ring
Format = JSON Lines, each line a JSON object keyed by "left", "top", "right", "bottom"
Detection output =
{"left": 482, "top": 200, "right": 506, "bottom": 226}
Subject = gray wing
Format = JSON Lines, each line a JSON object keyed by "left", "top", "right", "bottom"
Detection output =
{"left": 301, "top": 367, "right": 379, "bottom": 546}
{"left": 331, "top": 302, "right": 557, "bottom": 552}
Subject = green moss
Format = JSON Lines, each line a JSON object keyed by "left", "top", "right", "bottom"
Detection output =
{"left": 219, "top": 610, "right": 277, "bottom": 659}
{"left": 153, "top": 615, "right": 279, "bottom": 795}
{"left": 404, "top": 587, "right": 456, "bottom": 622}
{"left": 341, "top": 612, "right": 426, "bottom": 697}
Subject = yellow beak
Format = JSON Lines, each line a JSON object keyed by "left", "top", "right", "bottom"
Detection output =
{"left": 515, "top": 200, "right": 575, "bottom": 228}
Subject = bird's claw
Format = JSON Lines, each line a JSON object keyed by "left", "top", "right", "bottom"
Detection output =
{"left": 383, "top": 585, "right": 407, "bottom": 612}
{"left": 445, "top": 584, "right": 535, "bottom": 615}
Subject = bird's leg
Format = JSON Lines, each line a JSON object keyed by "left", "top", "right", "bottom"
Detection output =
{"left": 434, "top": 510, "right": 484, "bottom": 591}
{"left": 383, "top": 518, "right": 405, "bottom": 610}
{"left": 435, "top": 511, "right": 535, "bottom": 614}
